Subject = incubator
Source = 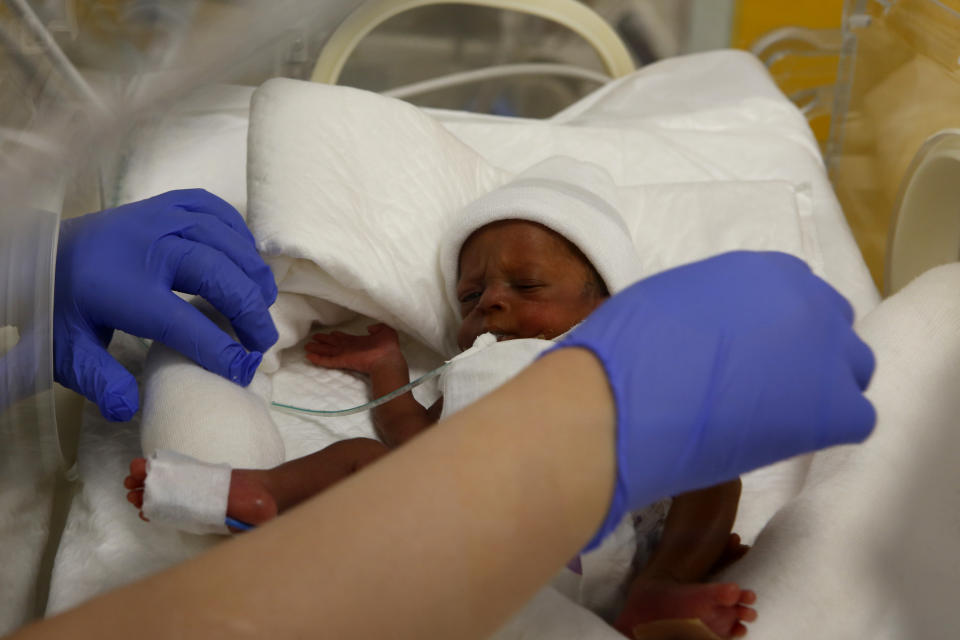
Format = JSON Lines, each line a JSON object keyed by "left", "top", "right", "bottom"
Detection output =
{"left": 827, "top": 0, "right": 960, "bottom": 293}
{"left": 0, "top": 1, "right": 958, "bottom": 637}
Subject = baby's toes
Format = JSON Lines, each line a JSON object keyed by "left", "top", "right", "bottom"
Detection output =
{"left": 739, "top": 589, "right": 757, "bottom": 605}
{"left": 128, "top": 457, "right": 147, "bottom": 484}
{"left": 736, "top": 604, "right": 757, "bottom": 623}
{"left": 706, "top": 606, "right": 741, "bottom": 638}
{"left": 731, "top": 621, "right": 749, "bottom": 637}
{"left": 126, "top": 489, "right": 143, "bottom": 509}
{"left": 715, "top": 582, "right": 743, "bottom": 607}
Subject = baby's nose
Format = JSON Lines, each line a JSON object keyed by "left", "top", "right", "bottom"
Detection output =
{"left": 479, "top": 284, "right": 510, "bottom": 311}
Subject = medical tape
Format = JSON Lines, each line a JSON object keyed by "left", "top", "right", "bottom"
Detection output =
{"left": 141, "top": 449, "right": 231, "bottom": 535}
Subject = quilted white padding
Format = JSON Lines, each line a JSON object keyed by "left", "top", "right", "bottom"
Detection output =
{"left": 249, "top": 79, "right": 508, "bottom": 359}
{"left": 248, "top": 73, "right": 820, "bottom": 365}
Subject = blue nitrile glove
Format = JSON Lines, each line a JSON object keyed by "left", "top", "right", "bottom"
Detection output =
{"left": 549, "top": 252, "right": 876, "bottom": 550}
{"left": 54, "top": 189, "right": 279, "bottom": 421}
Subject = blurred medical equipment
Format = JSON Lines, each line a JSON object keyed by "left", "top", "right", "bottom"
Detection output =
{"left": 827, "top": 0, "right": 960, "bottom": 293}
{"left": 0, "top": 0, "right": 956, "bottom": 637}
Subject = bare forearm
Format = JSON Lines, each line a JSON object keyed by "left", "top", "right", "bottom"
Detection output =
{"left": 369, "top": 356, "right": 433, "bottom": 447}
{"left": 639, "top": 479, "right": 742, "bottom": 583}
{"left": 15, "top": 349, "right": 615, "bottom": 640}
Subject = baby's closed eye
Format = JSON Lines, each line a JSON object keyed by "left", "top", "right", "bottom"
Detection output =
{"left": 513, "top": 281, "right": 545, "bottom": 292}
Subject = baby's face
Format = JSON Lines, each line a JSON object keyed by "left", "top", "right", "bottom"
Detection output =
{"left": 456, "top": 220, "right": 605, "bottom": 351}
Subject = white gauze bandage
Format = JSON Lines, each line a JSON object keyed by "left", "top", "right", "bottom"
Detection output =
{"left": 141, "top": 449, "right": 232, "bottom": 535}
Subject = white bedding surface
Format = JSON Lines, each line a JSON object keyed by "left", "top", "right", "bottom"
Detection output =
{"left": 49, "top": 50, "right": 878, "bottom": 636}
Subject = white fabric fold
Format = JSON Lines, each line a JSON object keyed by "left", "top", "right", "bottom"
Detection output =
{"left": 717, "top": 263, "right": 960, "bottom": 638}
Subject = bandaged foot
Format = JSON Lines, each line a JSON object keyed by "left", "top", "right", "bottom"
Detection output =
{"left": 125, "top": 438, "right": 387, "bottom": 534}
{"left": 125, "top": 451, "right": 278, "bottom": 534}
{"left": 614, "top": 581, "right": 757, "bottom": 639}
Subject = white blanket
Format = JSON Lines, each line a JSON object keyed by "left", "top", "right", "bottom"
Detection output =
{"left": 49, "top": 50, "right": 877, "bottom": 638}
{"left": 715, "top": 263, "right": 960, "bottom": 639}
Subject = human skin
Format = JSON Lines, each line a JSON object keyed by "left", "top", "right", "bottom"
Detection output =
{"left": 305, "top": 220, "right": 754, "bottom": 637}
{"left": 127, "top": 221, "right": 608, "bottom": 524}
{"left": 17, "top": 349, "right": 617, "bottom": 640}
{"left": 305, "top": 220, "right": 606, "bottom": 447}
{"left": 124, "top": 220, "right": 754, "bottom": 635}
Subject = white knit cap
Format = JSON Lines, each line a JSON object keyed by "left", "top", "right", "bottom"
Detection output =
{"left": 439, "top": 156, "right": 641, "bottom": 318}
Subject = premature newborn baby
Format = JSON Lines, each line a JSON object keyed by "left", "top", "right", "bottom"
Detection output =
{"left": 125, "top": 157, "right": 755, "bottom": 638}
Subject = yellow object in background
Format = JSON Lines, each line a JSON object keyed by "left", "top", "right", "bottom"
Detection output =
{"left": 732, "top": 0, "right": 845, "bottom": 144}
{"left": 732, "top": 0, "right": 845, "bottom": 49}
{"left": 828, "top": 0, "right": 960, "bottom": 290}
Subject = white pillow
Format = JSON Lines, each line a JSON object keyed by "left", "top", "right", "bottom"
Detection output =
{"left": 247, "top": 79, "right": 816, "bottom": 361}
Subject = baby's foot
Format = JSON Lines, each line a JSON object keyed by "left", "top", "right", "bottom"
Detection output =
{"left": 614, "top": 580, "right": 757, "bottom": 639}
{"left": 124, "top": 458, "right": 278, "bottom": 532}
{"left": 708, "top": 533, "right": 751, "bottom": 576}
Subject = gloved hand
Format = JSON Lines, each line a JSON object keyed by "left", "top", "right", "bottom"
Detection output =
{"left": 54, "top": 189, "right": 279, "bottom": 421}
{"left": 549, "top": 252, "right": 876, "bottom": 549}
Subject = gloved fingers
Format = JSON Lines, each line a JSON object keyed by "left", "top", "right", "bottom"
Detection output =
{"left": 753, "top": 252, "right": 858, "bottom": 325}
{"left": 155, "top": 189, "right": 256, "bottom": 244}
{"left": 162, "top": 237, "right": 278, "bottom": 352}
{"left": 810, "top": 274, "right": 855, "bottom": 325}
{"left": 140, "top": 291, "right": 263, "bottom": 386}
{"left": 757, "top": 250, "right": 812, "bottom": 277}
{"left": 846, "top": 332, "right": 876, "bottom": 391}
{"left": 823, "top": 375, "right": 877, "bottom": 447}
{"left": 64, "top": 330, "right": 140, "bottom": 421}
{"left": 176, "top": 215, "right": 278, "bottom": 305}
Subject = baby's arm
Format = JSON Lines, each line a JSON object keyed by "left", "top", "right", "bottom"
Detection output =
{"left": 306, "top": 324, "right": 437, "bottom": 448}
{"left": 639, "top": 479, "right": 744, "bottom": 583}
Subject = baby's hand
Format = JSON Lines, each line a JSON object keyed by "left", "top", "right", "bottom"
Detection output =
{"left": 305, "top": 324, "right": 402, "bottom": 375}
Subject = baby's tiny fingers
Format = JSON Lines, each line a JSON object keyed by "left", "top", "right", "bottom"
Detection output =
{"left": 731, "top": 622, "right": 748, "bottom": 637}
{"left": 305, "top": 342, "right": 341, "bottom": 355}
{"left": 306, "top": 353, "right": 342, "bottom": 368}
{"left": 739, "top": 590, "right": 757, "bottom": 605}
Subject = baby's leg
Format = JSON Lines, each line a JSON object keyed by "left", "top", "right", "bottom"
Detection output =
{"left": 615, "top": 479, "right": 756, "bottom": 638}
{"left": 614, "top": 580, "right": 756, "bottom": 639}
{"left": 125, "top": 438, "right": 388, "bottom": 530}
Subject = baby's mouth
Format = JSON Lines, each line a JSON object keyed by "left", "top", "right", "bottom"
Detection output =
{"left": 489, "top": 332, "right": 548, "bottom": 342}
